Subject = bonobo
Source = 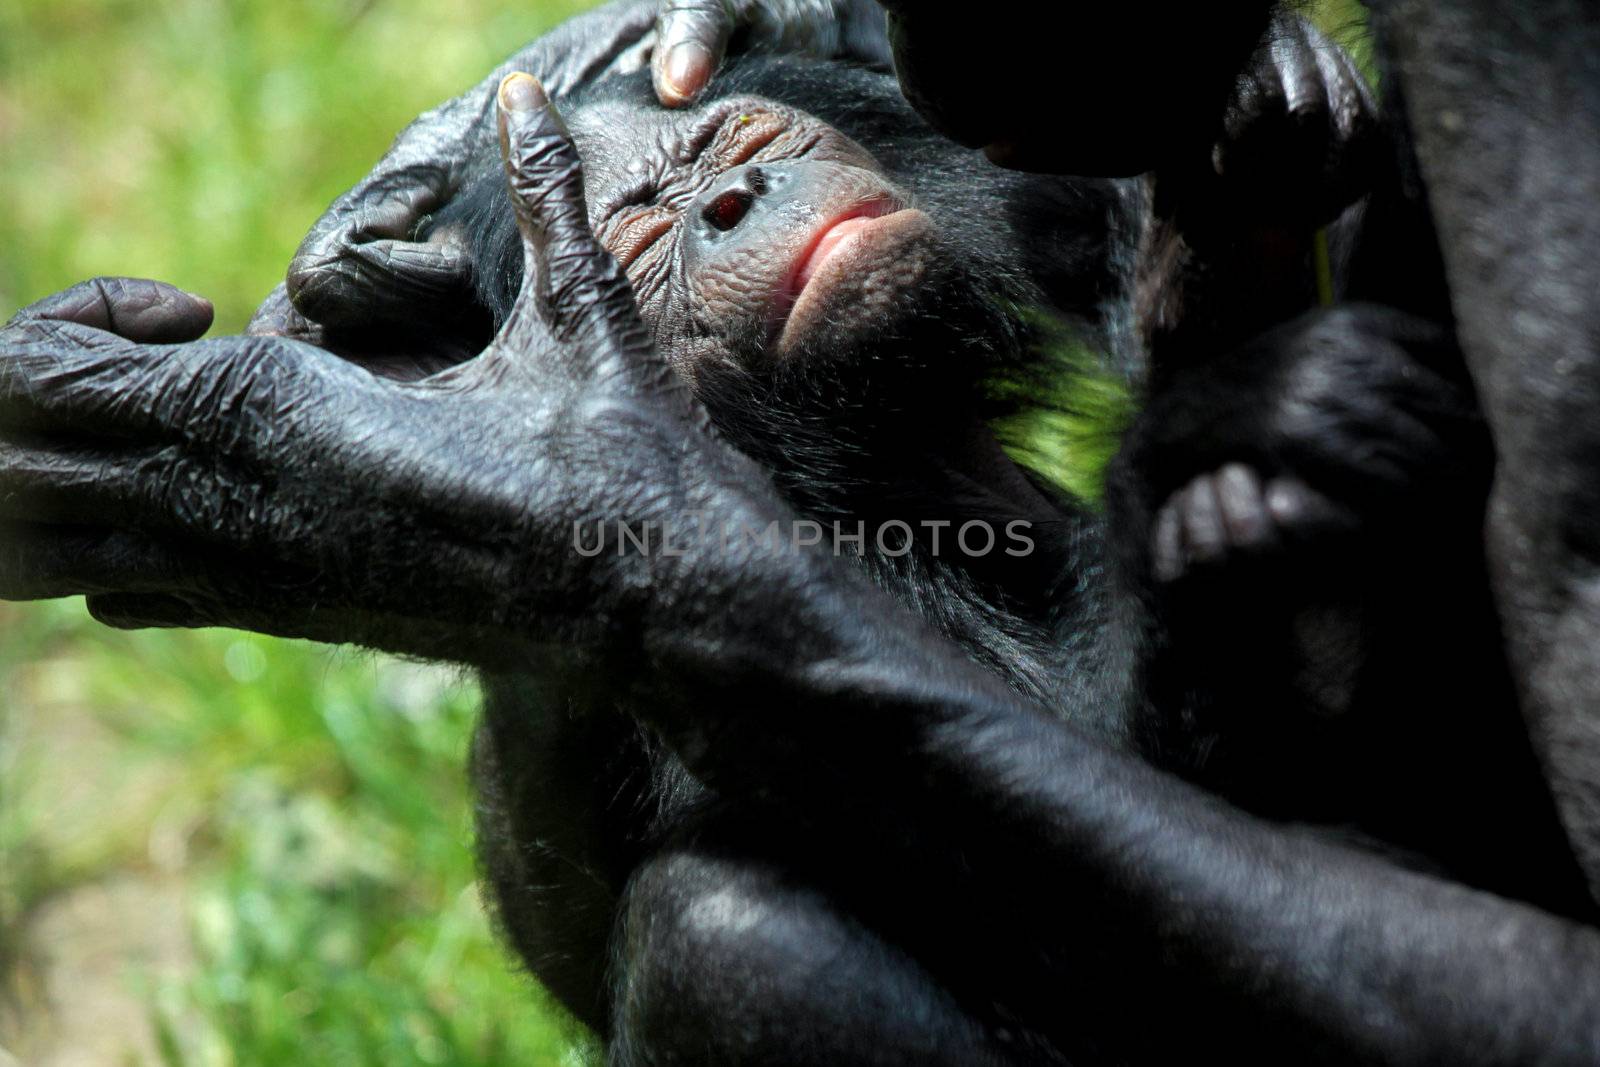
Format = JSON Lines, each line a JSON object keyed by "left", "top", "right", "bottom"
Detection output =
{"left": 6, "top": 9, "right": 1600, "bottom": 1067}
{"left": 404, "top": 54, "right": 1583, "bottom": 1060}
{"left": 430, "top": 57, "right": 1132, "bottom": 665}
{"left": 436, "top": 58, "right": 1149, "bottom": 1041}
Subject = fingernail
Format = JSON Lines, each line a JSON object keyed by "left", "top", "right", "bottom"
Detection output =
{"left": 499, "top": 72, "right": 546, "bottom": 113}
{"left": 664, "top": 41, "right": 713, "bottom": 102}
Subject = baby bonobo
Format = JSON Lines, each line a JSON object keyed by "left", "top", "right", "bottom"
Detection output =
{"left": 414, "top": 56, "right": 1585, "bottom": 1058}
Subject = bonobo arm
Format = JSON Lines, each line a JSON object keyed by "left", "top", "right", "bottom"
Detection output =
{"left": 617, "top": 308, "right": 1600, "bottom": 1063}
{"left": 8, "top": 74, "right": 1600, "bottom": 1067}
{"left": 283, "top": 0, "right": 890, "bottom": 342}
{"left": 0, "top": 76, "right": 879, "bottom": 674}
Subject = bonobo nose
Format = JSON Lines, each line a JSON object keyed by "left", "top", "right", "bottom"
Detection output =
{"left": 686, "top": 165, "right": 799, "bottom": 258}
{"left": 693, "top": 164, "right": 791, "bottom": 233}
{"left": 700, "top": 166, "right": 768, "bottom": 232}
{"left": 680, "top": 158, "right": 908, "bottom": 328}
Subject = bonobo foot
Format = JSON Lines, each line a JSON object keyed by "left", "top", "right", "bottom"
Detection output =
{"left": 1152, "top": 463, "right": 1350, "bottom": 584}
{"left": 1124, "top": 303, "right": 1488, "bottom": 595}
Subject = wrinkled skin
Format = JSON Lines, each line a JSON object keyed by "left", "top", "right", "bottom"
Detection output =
{"left": 0, "top": 86, "right": 754, "bottom": 659}
{"left": 523, "top": 89, "right": 968, "bottom": 372}
{"left": 274, "top": 0, "right": 1375, "bottom": 350}
{"left": 9, "top": 8, "right": 1600, "bottom": 1067}
{"left": 273, "top": 0, "right": 892, "bottom": 346}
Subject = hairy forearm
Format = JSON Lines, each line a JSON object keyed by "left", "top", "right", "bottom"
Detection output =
{"left": 630, "top": 569, "right": 1600, "bottom": 1060}
{"left": 849, "top": 690, "right": 1600, "bottom": 1060}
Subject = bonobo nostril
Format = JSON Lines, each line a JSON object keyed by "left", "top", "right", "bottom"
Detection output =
{"left": 698, "top": 167, "right": 769, "bottom": 234}
{"left": 703, "top": 189, "right": 755, "bottom": 232}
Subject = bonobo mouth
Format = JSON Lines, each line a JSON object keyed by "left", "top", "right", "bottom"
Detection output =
{"left": 772, "top": 199, "right": 937, "bottom": 356}
{"left": 772, "top": 197, "right": 924, "bottom": 345}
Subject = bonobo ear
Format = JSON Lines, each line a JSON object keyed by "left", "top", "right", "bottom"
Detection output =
{"left": 8, "top": 277, "right": 213, "bottom": 343}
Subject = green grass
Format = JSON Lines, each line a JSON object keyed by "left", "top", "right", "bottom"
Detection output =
{"left": 0, "top": 0, "right": 592, "bottom": 332}
{"left": 0, "top": 611, "right": 594, "bottom": 1066}
{"left": 1, "top": 2, "right": 598, "bottom": 1063}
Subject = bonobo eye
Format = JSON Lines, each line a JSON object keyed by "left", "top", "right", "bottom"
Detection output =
{"left": 609, "top": 208, "right": 677, "bottom": 269}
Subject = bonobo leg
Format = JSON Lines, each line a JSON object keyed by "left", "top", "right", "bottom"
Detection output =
{"left": 470, "top": 674, "right": 658, "bottom": 1032}
{"left": 610, "top": 815, "right": 1052, "bottom": 1067}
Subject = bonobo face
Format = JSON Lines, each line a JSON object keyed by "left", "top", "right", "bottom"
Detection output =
{"left": 440, "top": 59, "right": 1113, "bottom": 411}
{"left": 566, "top": 95, "right": 944, "bottom": 373}
{"left": 564, "top": 94, "right": 962, "bottom": 377}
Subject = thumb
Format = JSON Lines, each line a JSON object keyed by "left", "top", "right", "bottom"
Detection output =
{"left": 653, "top": 0, "right": 729, "bottom": 107}
{"left": 8, "top": 278, "right": 213, "bottom": 344}
{"left": 495, "top": 73, "right": 639, "bottom": 356}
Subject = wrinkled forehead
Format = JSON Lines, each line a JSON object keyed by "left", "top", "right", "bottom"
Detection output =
{"left": 563, "top": 94, "right": 804, "bottom": 190}
{"left": 564, "top": 99, "right": 679, "bottom": 181}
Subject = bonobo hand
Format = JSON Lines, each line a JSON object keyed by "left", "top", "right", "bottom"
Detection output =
{"left": 286, "top": 0, "right": 890, "bottom": 340}
{"left": 1115, "top": 305, "right": 1488, "bottom": 589}
{"left": 0, "top": 75, "right": 759, "bottom": 666}
{"left": 286, "top": 1, "right": 659, "bottom": 335}
{"left": 651, "top": 0, "right": 889, "bottom": 106}
{"left": 886, "top": 3, "right": 1374, "bottom": 199}
{"left": 1163, "top": 12, "right": 1378, "bottom": 236}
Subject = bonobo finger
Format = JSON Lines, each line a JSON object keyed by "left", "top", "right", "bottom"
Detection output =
{"left": 6, "top": 278, "right": 213, "bottom": 344}
{"left": 247, "top": 282, "right": 326, "bottom": 344}
{"left": 1215, "top": 463, "right": 1278, "bottom": 551}
{"left": 654, "top": 0, "right": 728, "bottom": 107}
{"left": 1178, "top": 476, "right": 1228, "bottom": 567}
{"left": 1153, "top": 504, "right": 1186, "bottom": 584}
{"left": 0, "top": 523, "right": 191, "bottom": 601}
{"left": 1263, "top": 476, "right": 1360, "bottom": 545}
{"left": 0, "top": 441, "right": 190, "bottom": 528}
{"left": 0, "top": 327, "right": 156, "bottom": 435}
{"left": 1315, "top": 41, "right": 1379, "bottom": 208}
{"left": 88, "top": 593, "right": 204, "bottom": 630}
{"left": 496, "top": 74, "right": 639, "bottom": 347}
{"left": 286, "top": 175, "right": 472, "bottom": 332}
{"left": 0, "top": 329, "right": 317, "bottom": 451}
{"left": 1270, "top": 20, "right": 1327, "bottom": 124}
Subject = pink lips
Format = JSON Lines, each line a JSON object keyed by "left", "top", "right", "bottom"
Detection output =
{"left": 777, "top": 198, "right": 903, "bottom": 323}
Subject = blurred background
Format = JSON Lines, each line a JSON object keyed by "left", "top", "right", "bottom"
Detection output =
{"left": 0, "top": 2, "right": 598, "bottom": 1064}
{"left": 0, "top": 1, "right": 1368, "bottom": 1064}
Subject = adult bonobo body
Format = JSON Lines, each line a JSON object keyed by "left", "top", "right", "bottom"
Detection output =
{"left": 415, "top": 53, "right": 1589, "bottom": 1062}
{"left": 5, "top": 6, "right": 1600, "bottom": 1067}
